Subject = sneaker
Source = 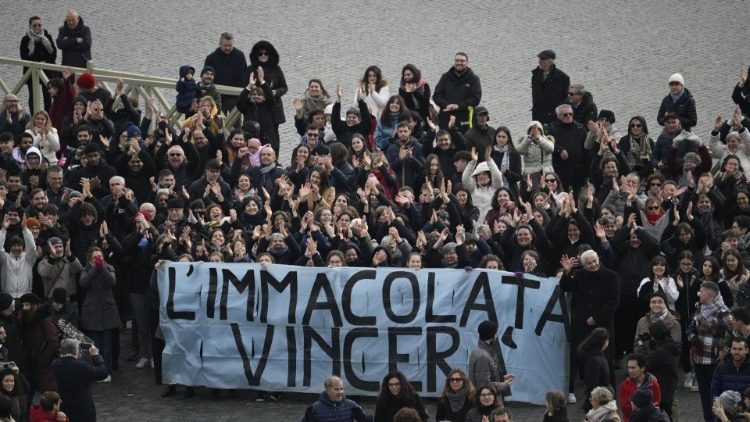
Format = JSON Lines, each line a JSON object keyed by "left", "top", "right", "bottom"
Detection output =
{"left": 568, "top": 393, "right": 577, "bottom": 404}
{"left": 161, "top": 385, "right": 177, "bottom": 398}
{"left": 683, "top": 372, "right": 693, "bottom": 389}
{"left": 135, "top": 358, "right": 149, "bottom": 369}
{"left": 255, "top": 392, "right": 266, "bottom": 402}
{"left": 150, "top": 359, "right": 154, "bottom": 369}
{"left": 97, "top": 375, "right": 112, "bottom": 383}
{"left": 691, "top": 376, "right": 699, "bottom": 392}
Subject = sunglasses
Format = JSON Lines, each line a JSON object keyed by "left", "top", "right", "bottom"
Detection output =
{"left": 449, "top": 378, "right": 463, "bottom": 382}
{"left": 561, "top": 113, "right": 573, "bottom": 117}
{"left": 258, "top": 51, "right": 268, "bottom": 56}
{"left": 630, "top": 123, "right": 642, "bottom": 128}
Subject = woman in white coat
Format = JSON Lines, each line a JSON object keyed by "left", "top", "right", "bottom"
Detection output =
{"left": 462, "top": 146, "right": 503, "bottom": 226}
{"left": 26, "top": 110, "right": 59, "bottom": 166}
{"left": 515, "top": 120, "right": 554, "bottom": 188}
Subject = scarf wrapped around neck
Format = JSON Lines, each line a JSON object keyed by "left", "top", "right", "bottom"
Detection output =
{"left": 494, "top": 144, "right": 510, "bottom": 186}
{"left": 26, "top": 29, "right": 54, "bottom": 57}
{"left": 446, "top": 388, "right": 466, "bottom": 412}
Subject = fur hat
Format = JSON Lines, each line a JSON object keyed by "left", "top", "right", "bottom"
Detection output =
{"left": 598, "top": 109, "right": 616, "bottom": 124}
{"left": 76, "top": 71, "right": 96, "bottom": 90}
{"left": 478, "top": 320, "right": 498, "bottom": 341}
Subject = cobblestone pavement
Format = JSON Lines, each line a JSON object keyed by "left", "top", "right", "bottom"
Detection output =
{"left": 0, "top": 1, "right": 747, "bottom": 420}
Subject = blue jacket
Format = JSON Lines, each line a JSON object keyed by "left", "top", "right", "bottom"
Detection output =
{"left": 175, "top": 65, "right": 197, "bottom": 109}
{"left": 302, "top": 391, "right": 370, "bottom": 422}
{"left": 710, "top": 356, "right": 750, "bottom": 399}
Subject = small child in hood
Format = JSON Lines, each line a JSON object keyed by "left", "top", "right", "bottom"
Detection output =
{"left": 175, "top": 65, "right": 197, "bottom": 116}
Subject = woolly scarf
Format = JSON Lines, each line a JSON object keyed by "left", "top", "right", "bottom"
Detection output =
{"left": 302, "top": 94, "right": 329, "bottom": 117}
{"left": 648, "top": 309, "right": 669, "bottom": 324}
{"left": 494, "top": 145, "right": 510, "bottom": 186}
{"left": 446, "top": 389, "right": 466, "bottom": 412}
{"left": 25, "top": 29, "right": 54, "bottom": 57}
{"left": 629, "top": 133, "right": 652, "bottom": 161}
{"left": 639, "top": 210, "right": 669, "bottom": 240}
{"left": 585, "top": 401, "right": 619, "bottom": 422}
{"left": 259, "top": 163, "right": 276, "bottom": 174}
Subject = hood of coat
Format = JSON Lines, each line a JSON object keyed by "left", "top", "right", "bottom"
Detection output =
{"left": 249, "top": 40, "right": 280, "bottom": 68}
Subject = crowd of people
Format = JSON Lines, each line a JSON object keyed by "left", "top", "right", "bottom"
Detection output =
{"left": 4, "top": 5, "right": 750, "bottom": 422}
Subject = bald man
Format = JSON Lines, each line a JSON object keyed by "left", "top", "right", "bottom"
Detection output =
{"left": 55, "top": 9, "right": 92, "bottom": 68}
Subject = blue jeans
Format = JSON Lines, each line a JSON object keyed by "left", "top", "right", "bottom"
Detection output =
{"left": 86, "top": 329, "right": 114, "bottom": 374}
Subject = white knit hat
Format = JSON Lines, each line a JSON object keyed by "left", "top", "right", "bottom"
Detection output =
{"left": 668, "top": 73, "right": 684, "bottom": 86}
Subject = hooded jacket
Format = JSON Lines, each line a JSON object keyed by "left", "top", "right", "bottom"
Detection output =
{"left": 249, "top": 40, "right": 287, "bottom": 125}
{"left": 0, "top": 227, "right": 36, "bottom": 298}
{"left": 175, "top": 65, "right": 197, "bottom": 109}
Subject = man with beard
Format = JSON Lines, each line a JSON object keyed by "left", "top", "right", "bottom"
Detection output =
{"left": 432, "top": 52, "right": 482, "bottom": 132}
{"left": 66, "top": 143, "right": 116, "bottom": 199}
{"left": 560, "top": 250, "right": 620, "bottom": 404}
{"left": 19, "top": 293, "right": 59, "bottom": 393}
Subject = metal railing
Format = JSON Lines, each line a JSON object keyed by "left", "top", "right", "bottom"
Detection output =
{"left": 0, "top": 57, "right": 244, "bottom": 127}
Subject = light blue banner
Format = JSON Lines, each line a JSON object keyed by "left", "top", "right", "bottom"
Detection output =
{"left": 158, "top": 263, "right": 568, "bottom": 404}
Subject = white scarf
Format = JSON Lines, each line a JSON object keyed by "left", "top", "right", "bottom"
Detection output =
{"left": 26, "top": 29, "right": 53, "bottom": 57}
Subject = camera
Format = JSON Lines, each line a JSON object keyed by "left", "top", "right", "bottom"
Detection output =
{"left": 0, "top": 362, "right": 15, "bottom": 370}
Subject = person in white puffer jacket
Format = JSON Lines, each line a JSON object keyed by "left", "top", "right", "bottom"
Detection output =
{"left": 462, "top": 145, "right": 503, "bottom": 227}
{"left": 0, "top": 215, "right": 36, "bottom": 298}
{"left": 708, "top": 113, "right": 750, "bottom": 177}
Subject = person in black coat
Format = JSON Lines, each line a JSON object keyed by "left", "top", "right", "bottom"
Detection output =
{"left": 374, "top": 371, "right": 429, "bottom": 422}
{"left": 560, "top": 250, "right": 620, "bottom": 395}
{"left": 203, "top": 33, "right": 247, "bottom": 116}
{"left": 657, "top": 73, "right": 697, "bottom": 131}
{"left": 636, "top": 320, "right": 681, "bottom": 421}
{"left": 434, "top": 368, "right": 475, "bottom": 422}
{"left": 549, "top": 105, "right": 589, "bottom": 193}
{"left": 531, "top": 50, "right": 570, "bottom": 124}
{"left": 249, "top": 40, "right": 287, "bottom": 129}
{"left": 331, "top": 86, "right": 372, "bottom": 148}
{"left": 577, "top": 327, "right": 612, "bottom": 411}
{"left": 432, "top": 53, "right": 481, "bottom": 132}
{"left": 55, "top": 10, "right": 92, "bottom": 68}
{"left": 52, "top": 339, "right": 108, "bottom": 422}
{"left": 566, "top": 84, "right": 598, "bottom": 126}
{"left": 20, "top": 16, "right": 57, "bottom": 112}
{"left": 236, "top": 69, "right": 277, "bottom": 153}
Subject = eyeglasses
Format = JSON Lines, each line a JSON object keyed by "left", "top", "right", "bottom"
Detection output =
{"left": 649, "top": 182, "right": 661, "bottom": 187}
{"left": 561, "top": 113, "right": 573, "bottom": 117}
{"left": 545, "top": 179, "right": 557, "bottom": 183}
{"left": 449, "top": 378, "right": 463, "bottom": 383}
{"left": 168, "top": 153, "right": 182, "bottom": 157}
{"left": 630, "top": 123, "right": 642, "bottom": 128}
{"left": 480, "top": 393, "right": 494, "bottom": 398}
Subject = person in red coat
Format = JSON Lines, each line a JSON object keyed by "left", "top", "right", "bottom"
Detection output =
{"left": 30, "top": 391, "right": 69, "bottom": 421}
{"left": 619, "top": 353, "right": 662, "bottom": 422}
{"left": 47, "top": 69, "right": 76, "bottom": 152}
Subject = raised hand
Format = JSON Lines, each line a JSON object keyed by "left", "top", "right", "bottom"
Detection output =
{"left": 560, "top": 254, "right": 574, "bottom": 273}
{"left": 470, "top": 147, "right": 478, "bottom": 162}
